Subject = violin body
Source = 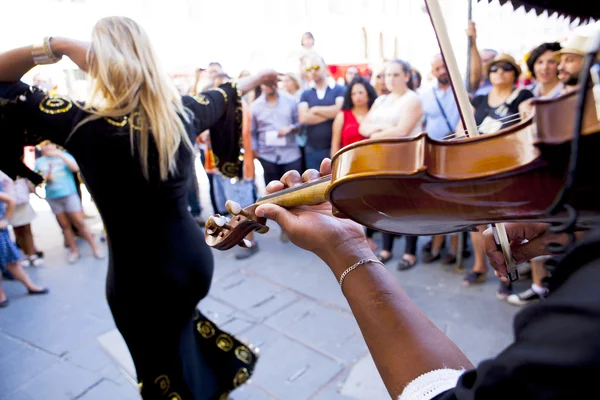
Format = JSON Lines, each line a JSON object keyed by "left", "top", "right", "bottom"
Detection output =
{"left": 205, "top": 89, "right": 600, "bottom": 249}
{"left": 328, "top": 89, "right": 600, "bottom": 235}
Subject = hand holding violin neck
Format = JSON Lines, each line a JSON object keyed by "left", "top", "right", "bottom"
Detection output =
{"left": 256, "top": 176, "right": 331, "bottom": 208}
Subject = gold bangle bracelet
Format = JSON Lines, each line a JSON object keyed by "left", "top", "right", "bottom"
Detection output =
{"left": 32, "top": 36, "right": 62, "bottom": 65}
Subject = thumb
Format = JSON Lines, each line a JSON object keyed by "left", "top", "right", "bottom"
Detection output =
{"left": 255, "top": 204, "right": 296, "bottom": 229}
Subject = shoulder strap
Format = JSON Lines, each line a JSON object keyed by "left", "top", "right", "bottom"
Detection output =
{"left": 432, "top": 89, "right": 454, "bottom": 134}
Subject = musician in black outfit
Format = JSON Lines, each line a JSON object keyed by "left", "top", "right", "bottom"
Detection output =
{"left": 0, "top": 17, "right": 278, "bottom": 400}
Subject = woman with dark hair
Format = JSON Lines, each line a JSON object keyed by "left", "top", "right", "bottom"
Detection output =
{"left": 331, "top": 76, "right": 379, "bottom": 250}
{"left": 330, "top": 76, "right": 378, "bottom": 156}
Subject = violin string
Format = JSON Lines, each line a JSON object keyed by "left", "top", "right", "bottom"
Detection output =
{"left": 440, "top": 112, "right": 523, "bottom": 141}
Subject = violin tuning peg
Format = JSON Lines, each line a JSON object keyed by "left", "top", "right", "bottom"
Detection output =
{"left": 226, "top": 200, "right": 242, "bottom": 215}
{"left": 256, "top": 225, "right": 269, "bottom": 234}
{"left": 206, "top": 216, "right": 223, "bottom": 229}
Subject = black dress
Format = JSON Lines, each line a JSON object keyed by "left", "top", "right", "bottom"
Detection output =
{"left": 0, "top": 81, "right": 257, "bottom": 400}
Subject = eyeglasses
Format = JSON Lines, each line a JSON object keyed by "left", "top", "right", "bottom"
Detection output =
{"left": 489, "top": 63, "right": 516, "bottom": 73}
{"left": 306, "top": 65, "right": 321, "bottom": 72}
{"left": 376, "top": 74, "right": 383, "bottom": 79}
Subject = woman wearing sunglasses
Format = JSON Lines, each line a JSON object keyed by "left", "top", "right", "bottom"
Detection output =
{"left": 460, "top": 53, "right": 533, "bottom": 297}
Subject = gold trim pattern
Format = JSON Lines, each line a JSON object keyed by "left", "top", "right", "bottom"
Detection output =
{"left": 39, "top": 95, "right": 72, "bottom": 115}
{"left": 233, "top": 367, "right": 250, "bottom": 388}
{"left": 216, "top": 333, "right": 234, "bottom": 352}
{"left": 219, "top": 393, "right": 230, "bottom": 400}
{"left": 154, "top": 374, "right": 170, "bottom": 394}
{"left": 192, "top": 94, "right": 210, "bottom": 105}
{"left": 234, "top": 345, "right": 253, "bottom": 365}
{"left": 129, "top": 111, "right": 142, "bottom": 130}
{"left": 197, "top": 320, "right": 216, "bottom": 339}
{"left": 105, "top": 116, "right": 128, "bottom": 127}
{"left": 167, "top": 392, "right": 182, "bottom": 400}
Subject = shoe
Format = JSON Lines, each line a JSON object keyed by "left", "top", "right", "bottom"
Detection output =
{"left": 377, "top": 252, "right": 393, "bottom": 264}
{"left": 397, "top": 257, "right": 417, "bottom": 271}
{"left": 507, "top": 287, "right": 542, "bottom": 306}
{"left": 93, "top": 251, "right": 106, "bottom": 260}
{"left": 0, "top": 298, "right": 9, "bottom": 308}
{"left": 496, "top": 281, "right": 513, "bottom": 301}
{"left": 21, "top": 258, "right": 32, "bottom": 267}
{"left": 30, "top": 255, "right": 44, "bottom": 267}
{"left": 235, "top": 242, "right": 259, "bottom": 260}
{"left": 422, "top": 252, "right": 441, "bottom": 263}
{"left": 28, "top": 287, "right": 49, "bottom": 295}
{"left": 462, "top": 271, "right": 486, "bottom": 286}
{"left": 68, "top": 253, "right": 80, "bottom": 264}
{"left": 440, "top": 253, "right": 457, "bottom": 265}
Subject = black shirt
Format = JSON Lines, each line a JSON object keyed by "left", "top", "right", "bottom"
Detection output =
{"left": 471, "top": 88, "right": 534, "bottom": 134}
{"left": 434, "top": 226, "right": 600, "bottom": 399}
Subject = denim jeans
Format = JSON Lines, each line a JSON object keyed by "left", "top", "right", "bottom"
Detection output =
{"left": 304, "top": 146, "right": 331, "bottom": 171}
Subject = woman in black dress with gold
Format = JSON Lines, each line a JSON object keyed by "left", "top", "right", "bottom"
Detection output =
{"left": 0, "top": 16, "right": 277, "bottom": 400}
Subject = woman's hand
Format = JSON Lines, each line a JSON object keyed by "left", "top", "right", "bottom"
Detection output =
{"left": 255, "top": 159, "right": 372, "bottom": 266}
{"left": 482, "top": 223, "right": 569, "bottom": 277}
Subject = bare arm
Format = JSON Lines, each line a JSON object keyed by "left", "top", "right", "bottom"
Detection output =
{"left": 298, "top": 102, "right": 328, "bottom": 125}
{"left": 311, "top": 97, "right": 344, "bottom": 119}
{"left": 255, "top": 165, "right": 474, "bottom": 399}
{"left": 371, "top": 98, "right": 424, "bottom": 139}
{"left": 466, "top": 21, "right": 482, "bottom": 92}
{"left": 330, "top": 112, "right": 344, "bottom": 157}
{"left": 0, "top": 37, "right": 89, "bottom": 82}
{"left": 57, "top": 151, "right": 80, "bottom": 173}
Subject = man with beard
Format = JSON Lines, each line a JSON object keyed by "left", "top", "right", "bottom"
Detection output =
{"left": 558, "top": 33, "right": 588, "bottom": 93}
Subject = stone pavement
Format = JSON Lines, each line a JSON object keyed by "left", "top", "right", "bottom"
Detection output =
{"left": 0, "top": 177, "right": 526, "bottom": 400}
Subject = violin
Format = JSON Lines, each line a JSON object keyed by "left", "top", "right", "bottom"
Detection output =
{"left": 205, "top": 86, "right": 600, "bottom": 250}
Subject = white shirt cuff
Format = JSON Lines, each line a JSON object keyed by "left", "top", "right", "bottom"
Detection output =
{"left": 398, "top": 368, "right": 465, "bottom": 400}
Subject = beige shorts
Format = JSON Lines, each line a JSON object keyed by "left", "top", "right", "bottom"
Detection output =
{"left": 9, "top": 202, "right": 36, "bottom": 227}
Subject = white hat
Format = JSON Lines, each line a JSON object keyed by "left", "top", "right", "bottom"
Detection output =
{"left": 559, "top": 33, "right": 589, "bottom": 56}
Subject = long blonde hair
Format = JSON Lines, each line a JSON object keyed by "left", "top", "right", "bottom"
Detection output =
{"left": 77, "top": 16, "right": 192, "bottom": 180}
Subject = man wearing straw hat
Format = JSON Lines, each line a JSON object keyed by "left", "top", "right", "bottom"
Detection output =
{"left": 558, "top": 33, "right": 589, "bottom": 92}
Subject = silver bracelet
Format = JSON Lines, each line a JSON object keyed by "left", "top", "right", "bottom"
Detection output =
{"left": 32, "top": 36, "right": 62, "bottom": 65}
{"left": 338, "top": 258, "right": 384, "bottom": 291}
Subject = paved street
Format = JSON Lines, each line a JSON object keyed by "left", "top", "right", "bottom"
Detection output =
{"left": 0, "top": 173, "right": 525, "bottom": 400}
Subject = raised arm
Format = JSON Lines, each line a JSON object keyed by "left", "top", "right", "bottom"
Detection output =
{"left": 0, "top": 37, "right": 89, "bottom": 82}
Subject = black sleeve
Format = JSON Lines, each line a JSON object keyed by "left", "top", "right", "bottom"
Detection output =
{"left": 0, "top": 81, "right": 84, "bottom": 184}
{"left": 433, "top": 228, "right": 600, "bottom": 399}
{"left": 182, "top": 82, "right": 243, "bottom": 178}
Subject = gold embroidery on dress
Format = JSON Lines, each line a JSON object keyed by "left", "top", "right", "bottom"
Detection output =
{"left": 233, "top": 367, "right": 250, "bottom": 387}
{"left": 105, "top": 116, "right": 128, "bottom": 127}
{"left": 216, "top": 333, "right": 234, "bottom": 352}
{"left": 192, "top": 94, "right": 210, "bottom": 105}
{"left": 219, "top": 392, "right": 230, "bottom": 400}
{"left": 197, "top": 320, "right": 216, "bottom": 339}
{"left": 154, "top": 374, "right": 170, "bottom": 394}
{"left": 39, "top": 95, "right": 72, "bottom": 114}
{"left": 129, "top": 111, "right": 142, "bottom": 130}
{"left": 234, "top": 345, "right": 253, "bottom": 365}
{"left": 137, "top": 381, "right": 143, "bottom": 392}
{"left": 167, "top": 392, "right": 182, "bottom": 400}
{"left": 214, "top": 87, "right": 227, "bottom": 103}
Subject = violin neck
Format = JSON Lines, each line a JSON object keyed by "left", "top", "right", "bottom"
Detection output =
{"left": 255, "top": 176, "right": 331, "bottom": 208}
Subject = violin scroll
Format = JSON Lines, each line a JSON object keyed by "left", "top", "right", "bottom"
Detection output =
{"left": 204, "top": 200, "right": 270, "bottom": 250}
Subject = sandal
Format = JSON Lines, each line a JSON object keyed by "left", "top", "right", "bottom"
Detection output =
{"left": 377, "top": 252, "right": 393, "bottom": 264}
{"left": 462, "top": 271, "right": 486, "bottom": 286}
{"left": 397, "top": 257, "right": 417, "bottom": 271}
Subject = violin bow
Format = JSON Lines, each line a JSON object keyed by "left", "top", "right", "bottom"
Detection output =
{"left": 424, "top": 0, "right": 518, "bottom": 281}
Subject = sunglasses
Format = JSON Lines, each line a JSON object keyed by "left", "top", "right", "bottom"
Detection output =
{"left": 306, "top": 65, "right": 321, "bottom": 72}
{"left": 489, "top": 63, "right": 516, "bottom": 73}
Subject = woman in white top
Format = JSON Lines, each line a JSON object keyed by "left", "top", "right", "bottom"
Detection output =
{"left": 359, "top": 59, "right": 425, "bottom": 271}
